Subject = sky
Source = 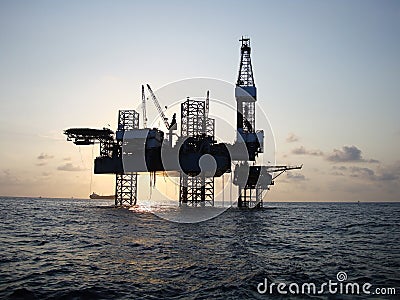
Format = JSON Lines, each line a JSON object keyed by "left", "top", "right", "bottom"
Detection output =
{"left": 0, "top": 0, "right": 399, "bottom": 201}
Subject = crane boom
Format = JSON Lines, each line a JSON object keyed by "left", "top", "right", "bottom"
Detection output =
{"left": 141, "top": 85, "right": 147, "bottom": 128}
{"left": 146, "top": 84, "right": 170, "bottom": 130}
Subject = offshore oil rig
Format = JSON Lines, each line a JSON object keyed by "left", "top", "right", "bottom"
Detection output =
{"left": 64, "top": 38, "right": 302, "bottom": 208}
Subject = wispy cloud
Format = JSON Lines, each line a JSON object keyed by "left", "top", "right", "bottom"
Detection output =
{"left": 331, "top": 171, "right": 345, "bottom": 176}
{"left": 57, "top": 163, "right": 86, "bottom": 172}
{"left": 330, "top": 163, "right": 400, "bottom": 183}
{"left": 290, "top": 145, "right": 379, "bottom": 164}
{"left": 376, "top": 162, "right": 400, "bottom": 182}
{"left": 349, "top": 167, "right": 376, "bottom": 179}
{"left": 286, "top": 172, "right": 307, "bottom": 181}
{"left": 37, "top": 153, "right": 54, "bottom": 160}
{"left": 36, "top": 153, "right": 54, "bottom": 167}
{"left": 286, "top": 133, "right": 299, "bottom": 143}
{"left": 326, "top": 146, "right": 378, "bottom": 163}
{"left": 350, "top": 166, "right": 400, "bottom": 182}
{"left": 0, "top": 169, "right": 20, "bottom": 186}
{"left": 333, "top": 166, "right": 347, "bottom": 171}
{"left": 38, "top": 131, "right": 65, "bottom": 141}
{"left": 292, "top": 146, "right": 324, "bottom": 156}
{"left": 330, "top": 166, "right": 347, "bottom": 176}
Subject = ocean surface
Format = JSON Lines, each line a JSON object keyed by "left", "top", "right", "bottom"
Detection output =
{"left": 0, "top": 197, "right": 399, "bottom": 299}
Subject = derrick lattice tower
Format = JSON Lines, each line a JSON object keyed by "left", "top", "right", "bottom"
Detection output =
{"left": 236, "top": 37, "right": 256, "bottom": 134}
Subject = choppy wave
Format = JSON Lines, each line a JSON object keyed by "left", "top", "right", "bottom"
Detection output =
{"left": 0, "top": 198, "right": 399, "bottom": 299}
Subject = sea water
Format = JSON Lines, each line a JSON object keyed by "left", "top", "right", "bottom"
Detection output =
{"left": 0, "top": 197, "right": 399, "bottom": 299}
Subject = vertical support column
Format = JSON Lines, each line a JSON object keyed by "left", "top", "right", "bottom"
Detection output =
{"left": 115, "top": 110, "right": 139, "bottom": 206}
{"left": 204, "top": 176, "right": 214, "bottom": 206}
{"left": 115, "top": 173, "right": 138, "bottom": 206}
{"left": 237, "top": 186, "right": 264, "bottom": 208}
{"left": 255, "top": 186, "right": 263, "bottom": 208}
{"left": 179, "top": 173, "right": 188, "bottom": 206}
{"left": 200, "top": 175, "right": 205, "bottom": 206}
{"left": 179, "top": 98, "right": 215, "bottom": 207}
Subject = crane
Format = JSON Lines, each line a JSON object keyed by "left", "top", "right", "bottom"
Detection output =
{"left": 146, "top": 84, "right": 171, "bottom": 130}
{"left": 141, "top": 85, "right": 147, "bottom": 128}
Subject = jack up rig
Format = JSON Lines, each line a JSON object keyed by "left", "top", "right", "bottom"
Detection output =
{"left": 64, "top": 38, "right": 302, "bottom": 208}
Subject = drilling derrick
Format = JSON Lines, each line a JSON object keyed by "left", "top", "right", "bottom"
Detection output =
{"left": 232, "top": 37, "right": 302, "bottom": 208}
{"left": 232, "top": 37, "right": 265, "bottom": 208}
{"left": 232, "top": 37, "right": 262, "bottom": 162}
{"left": 236, "top": 37, "right": 256, "bottom": 135}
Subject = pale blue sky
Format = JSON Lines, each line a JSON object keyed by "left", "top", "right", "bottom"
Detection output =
{"left": 0, "top": 0, "right": 399, "bottom": 201}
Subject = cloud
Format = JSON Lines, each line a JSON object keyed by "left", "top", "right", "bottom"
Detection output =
{"left": 37, "top": 153, "right": 54, "bottom": 160}
{"left": 378, "top": 172, "right": 399, "bottom": 181}
{"left": 350, "top": 167, "right": 375, "bottom": 179}
{"left": 330, "top": 166, "right": 347, "bottom": 176}
{"left": 292, "top": 146, "right": 324, "bottom": 156}
{"left": 331, "top": 171, "right": 345, "bottom": 176}
{"left": 36, "top": 153, "right": 54, "bottom": 166}
{"left": 326, "top": 146, "right": 378, "bottom": 163}
{"left": 38, "top": 131, "right": 65, "bottom": 141}
{"left": 286, "top": 133, "right": 299, "bottom": 143}
{"left": 286, "top": 172, "right": 307, "bottom": 181}
{"left": 0, "top": 169, "right": 20, "bottom": 186}
{"left": 327, "top": 146, "right": 361, "bottom": 162}
{"left": 333, "top": 166, "right": 347, "bottom": 171}
{"left": 291, "top": 145, "right": 378, "bottom": 163}
{"left": 348, "top": 165, "right": 399, "bottom": 182}
{"left": 63, "top": 157, "right": 72, "bottom": 161}
{"left": 57, "top": 163, "right": 85, "bottom": 172}
{"left": 368, "top": 159, "right": 380, "bottom": 163}
{"left": 375, "top": 163, "right": 400, "bottom": 182}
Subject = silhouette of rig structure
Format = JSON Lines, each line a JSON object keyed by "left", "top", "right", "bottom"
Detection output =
{"left": 64, "top": 38, "right": 302, "bottom": 208}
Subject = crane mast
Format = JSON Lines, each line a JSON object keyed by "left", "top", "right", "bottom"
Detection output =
{"left": 205, "top": 90, "right": 210, "bottom": 118}
{"left": 141, "top": 85, "right": 147, "bottom": 128}
{"left": 146, "top": 84, "right": 170, "bottom": 130}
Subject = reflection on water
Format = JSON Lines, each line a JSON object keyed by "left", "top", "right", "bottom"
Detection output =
{"left": 0, "top": 197, "right": 399, "bottom": 299}
{"left": 129, "top": 201, "right": 232, "bottom": 223}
